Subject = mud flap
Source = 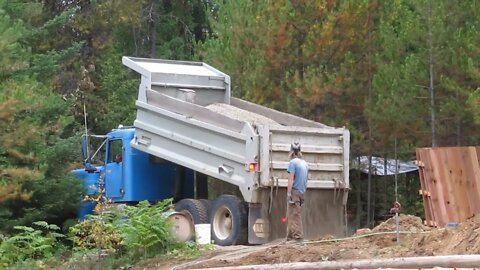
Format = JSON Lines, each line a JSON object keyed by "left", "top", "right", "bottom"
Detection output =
{"left": 248, "top": 203, "right": 269, "bottom": 244}
{"left": 342, "top": 188, "right": 350, "bottom": 237}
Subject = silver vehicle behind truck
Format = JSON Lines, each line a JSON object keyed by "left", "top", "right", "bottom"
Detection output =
{"left": 123, "top": 57, "right": 350, "bottom": 245}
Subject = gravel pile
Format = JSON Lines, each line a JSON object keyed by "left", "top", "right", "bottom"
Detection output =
{"left": 206, "top": 103, "right": 279, "bottom": 126}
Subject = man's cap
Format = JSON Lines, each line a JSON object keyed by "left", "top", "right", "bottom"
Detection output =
{"left": 291, "top": 142, "right": 301, "bottom": 151}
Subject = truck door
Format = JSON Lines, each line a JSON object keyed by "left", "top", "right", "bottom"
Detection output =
{"left": 105, "top": 139, "right": 124, "bottom": 198}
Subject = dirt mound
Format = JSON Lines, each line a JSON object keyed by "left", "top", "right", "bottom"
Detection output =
{"left": 140, "top": 214, "right": 480, "bottom": 269}
{"left": 372, "top": 214, "right": 431, "bottom": 233}
{"left": 410, "top": 214, "right": 480, "bottom": 256}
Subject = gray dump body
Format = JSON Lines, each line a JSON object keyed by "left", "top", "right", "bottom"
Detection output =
{"left": 123, "top": 57, "right": 350, "bottom": 241}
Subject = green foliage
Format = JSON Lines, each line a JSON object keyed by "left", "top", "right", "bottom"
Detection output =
{"left": 69, "top": 214, "right": 123, "bottom": 252}
{"left": 369, "top": 0, "right": 480, "bottom": 149}
{"left": 0, "top": 221, "right": 65, "bottom": 268}
{"left": 468, "top": 88, "right": 480, "bottom": 124}
{"left": 0, "top": 0, "right": 29, "bottom": 77}
{"left": 197, "top": 0, "right": 270, "bottom": 104}
{"left": 0, "top": 78, "right": 82, "bottom": 232}
{"left": 0, "top": 78, "right": 70, "bottom": 197}
{"left": 119, "top": 200, "right": 175, "bottom": 258}
{"left": 198, "top": 0, "right": 373, "bottom": 132}
{"left": 67, "top": 200, "right": 201, "bottom": 268}
{"left": 22, "top": 6, "right": 78, "bottom": 43}
{"left": 0, "top": 175, "right": 83, "bottom": 234}
{"left": 1, "top": 175, "right": 83, "bottom": 232}
{"left": 28, "top": 41, "right": 84, "bottom": 82}
{"left": 0, "top": 0, "right": 83, "bottom": 234}
{"left": 88, "top": 49, "right": 138, "bottom": 133}
{"left": 111, "top": 0, "right": 212, "bottom": 59}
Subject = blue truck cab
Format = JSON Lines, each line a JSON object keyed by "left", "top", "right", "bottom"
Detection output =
{"left": 71, "top": 126, "right": 194, "bottom": 218}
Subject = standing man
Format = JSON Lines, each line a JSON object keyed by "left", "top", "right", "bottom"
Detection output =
{"left": 287, "top": 142, "right": 309, "bottom": 241}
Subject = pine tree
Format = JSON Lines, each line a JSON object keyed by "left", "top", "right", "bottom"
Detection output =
{"left": 0, "top": 0, "right": 83, "bottom": 232}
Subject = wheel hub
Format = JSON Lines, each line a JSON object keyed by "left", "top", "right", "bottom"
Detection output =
{"left": 213, "top": 206, "right": 233, "bottom": 240}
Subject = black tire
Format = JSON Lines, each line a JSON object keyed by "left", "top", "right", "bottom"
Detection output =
{"left": 209, "top": 195, "right": 248, "bottom": 246}
{"left": 199, "top": 199, "right": 211, "bottom": 217}
{"left": 174, "top": 199, "right": 208, "bottom": 224}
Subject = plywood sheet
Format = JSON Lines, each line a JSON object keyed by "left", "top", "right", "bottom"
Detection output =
{"left": 416, "top": 149, "right": 434, "bottom": 226}
{"left": 416, "top": 146, "right": 480, "bottom": 227}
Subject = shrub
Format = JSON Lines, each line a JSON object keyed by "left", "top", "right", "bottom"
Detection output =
{"left": 68, "top": 199, "right": 188, "bottom": 260}
{"left": 118, "top": 200, "right": 175, "bottom": 258}
{"left": 0, "top": 221, "right": 65, "bottom": 268}
{"left": 68, "top": 213, "right": 123, "bottom": 253}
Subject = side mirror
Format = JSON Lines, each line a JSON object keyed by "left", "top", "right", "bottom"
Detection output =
{"left": 81, "top": 135, "right": 96, "bottom": 172}
{"left": 85, "top": 160, "right": 97, "bottom": 173}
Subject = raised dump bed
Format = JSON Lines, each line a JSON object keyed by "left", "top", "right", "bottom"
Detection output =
{"left": 123, "top": 57, "right": 350, "bottom": 244}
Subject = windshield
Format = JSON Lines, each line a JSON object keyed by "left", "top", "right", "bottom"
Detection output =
{"left": 84, "top": 135, "right": 108, "bottom": 166}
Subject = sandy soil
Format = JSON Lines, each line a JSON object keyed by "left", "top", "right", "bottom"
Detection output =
{"left": 134, "top": 214, "right": 480, "bottom": 270}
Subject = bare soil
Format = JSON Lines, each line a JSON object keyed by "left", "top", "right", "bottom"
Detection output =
{"left": 135, "top": 214, "right": 480, "bottom": 270}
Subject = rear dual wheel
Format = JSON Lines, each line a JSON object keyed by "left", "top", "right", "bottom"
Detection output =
{"left": 209, "top": 195, "right": 248, "bottom": 246}
{"left": 175, "top": 196, "right": 248, "bottom": 246}
{"left": 174, "top": 198, "right": 208, "bottom": 224}
{"left": 198, "top": 199, "right": 211, "bottom": 216}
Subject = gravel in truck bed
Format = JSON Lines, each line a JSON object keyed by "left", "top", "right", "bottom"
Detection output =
{"left": 206, "top": 103, "right": 279, "bottom": 126}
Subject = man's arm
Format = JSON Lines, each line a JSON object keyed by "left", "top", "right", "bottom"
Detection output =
{"left": 287, "top": 172, "right": 294, "bottom": 193}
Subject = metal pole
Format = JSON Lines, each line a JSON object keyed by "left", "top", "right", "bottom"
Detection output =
{"left": 394, "top": 136, "right": 400, "bottom": 244}
{"left": 367, "top": 155, "right": 372, "bottom": 227}
{"left": 84, "top": 103, "right": 89, "bottom": 157}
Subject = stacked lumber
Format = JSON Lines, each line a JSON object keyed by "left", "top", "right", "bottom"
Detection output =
{"left": 416, "top": 146, "right": 480, "bottom": 227}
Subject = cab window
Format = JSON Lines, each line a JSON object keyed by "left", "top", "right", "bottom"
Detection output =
{"left": 108, "top": 139, "right": 123, "bottom": 163}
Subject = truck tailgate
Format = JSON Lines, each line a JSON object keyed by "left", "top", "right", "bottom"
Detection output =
{"left": 258, "top": 125, "right": 349, "bottom": 190}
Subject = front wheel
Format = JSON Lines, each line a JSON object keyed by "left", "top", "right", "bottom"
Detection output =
{"left": 209, "top": 195, "right": 248, "bottom": 246}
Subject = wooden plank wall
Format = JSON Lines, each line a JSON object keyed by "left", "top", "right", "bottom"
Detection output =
{"left": 416, "top": 147, "right": 480, "bottom": 227}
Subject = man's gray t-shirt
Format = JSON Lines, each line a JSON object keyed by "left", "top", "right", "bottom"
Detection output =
{"left": 287, "top": 158, "right": 309, "bottom": 193}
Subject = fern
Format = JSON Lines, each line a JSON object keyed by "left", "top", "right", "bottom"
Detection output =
{"left": 117, "top": 200, "right": 175, "bottom": 258}
{"left": 67, "top": 199, "right": 200, "bottom": 267}
{"left": 0, "top": 221, "right": 65, "bottom": 268}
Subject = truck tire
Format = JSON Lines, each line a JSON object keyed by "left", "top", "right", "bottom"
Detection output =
{"left": 199, "top": 199, "right": 211, "bottom": 217}
{"left": 209, "top": 195, "right": 248, "bottom": 246}
{"left": 168, "top": 212, "right": 194, "bottom": 242}
{"left": 174, "top": 199, "right": 208, "bottom": 224}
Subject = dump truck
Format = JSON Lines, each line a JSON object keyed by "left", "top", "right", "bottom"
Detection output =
{"left": 72, "top": 57, "right": 350, "bottom": 245}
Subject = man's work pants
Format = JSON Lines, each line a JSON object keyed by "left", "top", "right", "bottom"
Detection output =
{"left": 287, "top": 189, "right": 304, "bottom": 240}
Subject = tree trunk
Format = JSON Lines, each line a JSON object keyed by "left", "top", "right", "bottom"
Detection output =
{"left": 149, "top": 0, "right": 157, "bottom": 58}
{"left": 366, "top": 4, "right": 374, "bottom": 228}
{"left": 428, "top": 0, "right": 436, "bottom": 147}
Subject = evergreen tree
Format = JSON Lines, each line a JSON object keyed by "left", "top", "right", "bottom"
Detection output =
{"left": 370, "top": 0, "right": 480, "bottom": 149}
{"left": 0, "top": 0, "right": 83, "bottom": 232}
{"left": 198, "top": 0, "right": 372, "bottom": 152}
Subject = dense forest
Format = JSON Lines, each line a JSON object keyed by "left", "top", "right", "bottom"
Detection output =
{"left": 0, "top": 0, "right": 479, "bottom": 253}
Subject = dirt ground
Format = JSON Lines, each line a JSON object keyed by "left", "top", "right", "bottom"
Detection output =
{"left": 134, "top": 214, "right": 480, "bottom": 270}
